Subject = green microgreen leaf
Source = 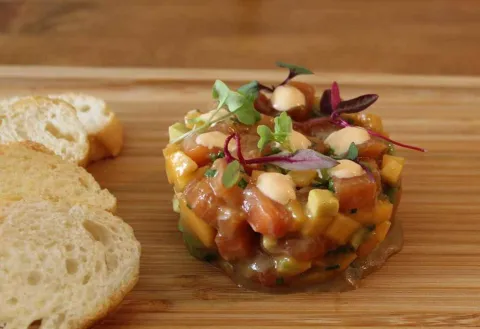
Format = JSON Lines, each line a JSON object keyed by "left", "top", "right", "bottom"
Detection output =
{"left": 222, "top": 160, "right": 242, "bottom": 188}
{"left": 237, "top": 178, "right": 248, "bottom": 189}
{"left": 237, "top": 80, "right": 259, "bottom": 100}
{"left": 276, "top": 62, "right": 314, "bottom": 75}
{"left": 273, "top": 112, "right": 293, "bottom": 143}
{"left": 257, "top": 125, "right": 275, "bottom": 150}
{"left": 209, "top": 151, "right": 225, "bottom": 162}
{"left": 275, "top": 277, "right": 285, "bottom": 285}
{"left": 256, "top": 112, "right": 293, "bottom": 150}
{"left": 204, "top": 169, "right": 217, "bottom": 178}
{"left": 212, "top": 80, "right": 261, "bottom": 126}
{"left": 345, "top": 142, "right": 359, "bottom": 161}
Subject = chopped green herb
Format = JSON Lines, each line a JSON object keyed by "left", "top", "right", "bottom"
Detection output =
{"left": 387, "top": 143, "right": 396, "bottom": 155}
{"left": 237, "top": 178, "right": 248, "bottom": 189}
{"left": 209, "top": 151, "right": 225, "bottom": 161}
{"left": 275, "top": 277, "right": 285, "bottom": 285}
{"left": 366, "top": 224, "right": 376, "bottom": 232}
{"left": 311, "top": 180, "right": 328, "bottom": 188}
{"left": 328, "top": 179, "right": 335, "bottom": 192}
{"left": 325, "top": 264, "right": 340, "bottom": 271}
{"left": 222, "top": 160, "right": 241, "bottom": 188}
{"left": 326, "top": 245, "right": 355, "bottom": 256}
{"left": 204, "top": 169, "right": 217, "bottom": 178}
{"left": 327, "top": 147, "right": 336, "bottom": 156}
{"left": 257, "top": 112, "right": 293, "bottom": 150}
{"left": 203, "top": 253, "right": 218, "bottom": 262}
{"left": 350, "top": 208, "right": 358, "bottom": 214}
{"left": 385, "top": 186, "right": 399, "bottom": 204}
{"left": 345, "top": 142, "right": 359, "bottom": 161}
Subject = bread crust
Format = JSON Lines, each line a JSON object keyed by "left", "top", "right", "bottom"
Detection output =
{"left": 95, "top": 112, "right": 124, "bottom": 157}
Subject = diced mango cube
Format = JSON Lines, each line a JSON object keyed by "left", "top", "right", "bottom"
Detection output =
{"left": 337, "top": 252, "right": 358, "bottom": 271}
{"left": 164, "top": 150, "right": 198, "bottom": 189}
{"left": 179, "top": 199, "right": 216, "bottom": 248}
{"left": 350, "top": 199, "right": 393, "bottom": 225}
{"left": 274, "top": 256, "right": 312, "bottom": 277}
{"left": 381, "top": 154, "right": 405, "bottom": 186}
{"left": 184, "top": 109, "right": 201, "bottom": 129}
{"left": 375, "top": 220, "right": 392, "bottom": 242}
{"left": 325, "top": 213, "right": 361, "bottom": 245}
{"left": 372, "top": 199, "right": 393, "bottom": 223}
{"left": 356, "top": 234, "right": 379, "bottom": 258}
{"left": 288, "top": 170, "right": 318, "bottom": 187}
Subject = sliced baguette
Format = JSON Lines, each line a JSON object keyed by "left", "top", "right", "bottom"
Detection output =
{"left": 0, "top": 142, "right": 116, "bottom": 212}
{"left": 0, "top": 96, "right": 90, "bottom": 166}
{"left": 0, "top": 199, "right": 141, "bottom": 329}
{"left": 49, "top": 93, "right": 124, "bottom": 162}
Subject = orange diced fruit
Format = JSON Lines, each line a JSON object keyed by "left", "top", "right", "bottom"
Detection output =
{"left": 381, "top": 154, "right": 405, "bottom": 186}
{"left": 325, "top": 213, "right": 361, "bottom": 245}
{"left": 375, "top": 221, "right": 392, "bottom": 242}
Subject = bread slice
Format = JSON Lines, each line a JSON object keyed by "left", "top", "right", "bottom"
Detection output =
{"left": 49, "top": 93, "right": 124, "bottom": 162}
{"left": 0, "top": 142, "right": 116, "bottom": 212}
{"left": 0, "top": 199, "right": 141, "bottom": 329}
{"left": 0, "top": 96, "right": 90, "bottom": 166}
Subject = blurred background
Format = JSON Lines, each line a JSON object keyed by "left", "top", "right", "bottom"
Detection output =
{"left": 0, "top": 0, "right": 478, "bottom": 76}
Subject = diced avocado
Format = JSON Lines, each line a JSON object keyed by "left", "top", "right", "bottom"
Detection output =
{"left": 183, "top": 231, "right": 217, "bottom": 261}
{"left": 172, "top": 195, "right": 180, "bottom": 213}
{"left": 385, "top": 186, "right": 399, "bottom": 204}
{"left": 306, "top": 189, "right": 339, "bottom": 219}
{"left": 325, "top": 213, "right": 361, "bottom": 245}
{"left": 274, "top": 256, "right": 311, "bottom": 277}
{"left": 261, "top": 236, "right": 279, "bottom": 253}
{"left": 302, "top": 189, "right": 339, "bottom": 236}
{"left": 168, "top": 122, "right": 190, "bottom": 143}
{"left": 350, "top": 227, "right": 374, "bottom": 250}
{"left": 179, "top": 200, "right": 216, "bottom": 248}
{"left": 381, "top": 154, "right": 405, "bottom": 186}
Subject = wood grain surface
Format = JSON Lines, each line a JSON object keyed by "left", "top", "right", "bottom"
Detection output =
{"left": 1, "top": 0, "right": 480, "bottom": 76}
{"left": 0, "top": 66, "right": 479, "bottom": 328}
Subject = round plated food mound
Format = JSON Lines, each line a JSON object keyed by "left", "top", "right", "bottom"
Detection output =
{"left": 163, "top": 62, "right": 424, "bottom": 292}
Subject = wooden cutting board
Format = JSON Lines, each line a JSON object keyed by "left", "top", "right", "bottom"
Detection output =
{"left": 0, "top": 66, "right": 479, "bottom": 329}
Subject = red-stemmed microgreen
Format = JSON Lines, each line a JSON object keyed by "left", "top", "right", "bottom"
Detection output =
{"left": 276, "top": 61, "right": 314, "bottom": 86}
{"left": 303, "top": 81, "right": 426, "bottom": 153}
{"left": 221, "top": 132, "right": 339, "bottom": 186}
{"left": 255, "top": 62, "right": 314, "bottom": 93}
